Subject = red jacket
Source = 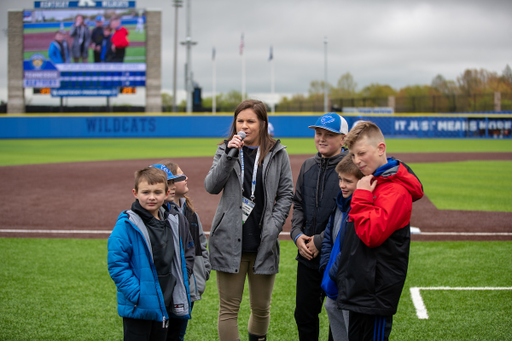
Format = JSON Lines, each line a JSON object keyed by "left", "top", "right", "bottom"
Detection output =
{"left": 336, "top": 159, "right": 423, "bottom": 316}
{"left": 112, "top": 27, "right": 130, "bottom": 48}
{"left": 350, "top": 162, "right": 424, "bottom": 248}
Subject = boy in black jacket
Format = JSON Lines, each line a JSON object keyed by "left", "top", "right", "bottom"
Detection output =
{"left": 290, "top": 113, "right": 349, "bottom": 340}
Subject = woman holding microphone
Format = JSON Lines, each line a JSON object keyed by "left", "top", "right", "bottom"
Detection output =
{"left": 205, "top": 99, "right": 294, "bottom": 341}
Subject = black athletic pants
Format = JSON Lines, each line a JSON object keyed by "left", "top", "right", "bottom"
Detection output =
{"left": 348, "top": 312, "right": 393, "bottom": 341}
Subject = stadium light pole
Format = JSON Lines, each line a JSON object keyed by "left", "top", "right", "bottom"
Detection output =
{"left": 324, "top": 36, "right": 328, "bottom": 113}
{"left": 180, "top": 0, "right": 197, "bottom": 114}
{"left": 172, "top": 0, "right": 183, "bottom": 112}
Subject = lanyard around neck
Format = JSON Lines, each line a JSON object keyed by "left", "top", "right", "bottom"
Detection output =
{"left": 240, "top": 147, "right": 260, "bottom": 201}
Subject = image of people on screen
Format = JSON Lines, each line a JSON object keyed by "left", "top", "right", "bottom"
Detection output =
{"left": 99, "top": 26, "right": 114, "bottom": 62}
{"left": 110, "top": 16, "right": 130, "bottom": 63}
{"left": 70, "top": 14, "right": 92, "bottom": 63}
{"left": 90, "top": 15, "right": 104, "bottom": 63}
{"left": 48, "top": 31, "right": 70, "bottom": 64}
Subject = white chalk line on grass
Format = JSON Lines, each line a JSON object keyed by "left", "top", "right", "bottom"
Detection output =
{"left": 0, "top": 229, "right": 113, "bottom": 234}
{"left": 1, "top": 230, "right": 511, "bottom": 237}
{"left": 410, "top": 286, "right": 512, "bottom": 320}
{"left": 0, "top": 229, "right": 291, "bottom": 236}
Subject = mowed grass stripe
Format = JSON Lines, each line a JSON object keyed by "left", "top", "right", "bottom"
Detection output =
{"left": 1, "top": 138, "right": 511, "bottom": 166}
{"left": 410, "top": 160, "right": 512, "bottom": 212}
{"left": 0, "top": 239, "right": 510, "bottom": 340}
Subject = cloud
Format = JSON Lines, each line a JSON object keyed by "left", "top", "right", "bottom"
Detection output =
{"left": 0, "top": 0, "right": 511, "bottom": 104}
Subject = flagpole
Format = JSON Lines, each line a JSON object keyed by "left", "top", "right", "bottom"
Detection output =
{"left": 242, "top": 55, "right": 246, "bottom": 101}
{"left": 270, "top": 46, "right": 275, "bottom": 113}
{"left": 212, "top": 47, "right": 216, "bottom": 114}
{"left": 240, "top": 33, "right": 245, "bottom": 101}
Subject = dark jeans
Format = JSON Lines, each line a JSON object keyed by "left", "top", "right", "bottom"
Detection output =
{"left": 167, "top": 302, "right": 194, "bottom": 341}
{"left": 348, "top": 312, "right": 393, "bottom": 341}
{"left": 123, "top": 317, "right": 168, "bottom": 341}
{"left": 294, "top": 262, "right": 326, "bottom": 341}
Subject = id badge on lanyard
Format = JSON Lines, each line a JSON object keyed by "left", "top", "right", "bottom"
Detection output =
{"left": 240, "top": 147, "right": 260, "bottom": 224}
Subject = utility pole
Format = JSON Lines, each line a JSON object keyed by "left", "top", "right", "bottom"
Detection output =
{"left": 180, "top": 0, "right": 197, "bottom": 113}
{"left": 172, "top": 0, "right": 182, "bottom": 112}
{"left": 324, "top": 36, "right": 328, "bottom": 113}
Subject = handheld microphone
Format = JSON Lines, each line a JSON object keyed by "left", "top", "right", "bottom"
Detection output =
{"left": 227, "top": 131, "right": 246, "bottom": 160}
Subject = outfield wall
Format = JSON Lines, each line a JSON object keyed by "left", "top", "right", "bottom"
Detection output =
{"left": 1, "top": 113, "right": 511, "bottom": 139}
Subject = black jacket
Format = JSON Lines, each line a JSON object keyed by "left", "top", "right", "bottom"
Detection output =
{"left": 335, "top": 159, "right": 424, "bottom": 316}
{"left": 290, "top": 150, "right": 347, "bottom": 269}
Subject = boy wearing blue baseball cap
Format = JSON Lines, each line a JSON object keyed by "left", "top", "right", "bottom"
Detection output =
{"left": 107, "top": 165, "right": 194, "bottom": 341}
{"left": 290, "top": 113, "right": 349, "bottom": 340}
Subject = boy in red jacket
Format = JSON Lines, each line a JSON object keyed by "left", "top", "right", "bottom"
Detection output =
{"left": 110, "top": 16, "right": 129, "bottom": 62}
{"left": 336, "top": 121, "right": 423, "bottom": 341}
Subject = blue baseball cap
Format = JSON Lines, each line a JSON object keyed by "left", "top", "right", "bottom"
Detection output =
{"left": 95, "top": 15, "right": 104, "bottom": 22}
{"left": 149, "top": 164, "right": 186, "bottom": 182}
{"left": 308, "top": 113, "right": 349, "bottom": 134}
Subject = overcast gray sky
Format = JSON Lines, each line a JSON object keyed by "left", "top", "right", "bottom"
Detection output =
{"left": 1, "top": 0, "right": 511, "bottom": 105}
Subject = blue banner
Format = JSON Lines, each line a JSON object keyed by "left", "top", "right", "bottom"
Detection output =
{"left": 50, "top": 88, "right": 118, "bottom": 97}
{"left": 34, "top": 1, "right": 136, "bottom": 9}
{"left": 0, "top": 115, "right": 511, "bottom": 139}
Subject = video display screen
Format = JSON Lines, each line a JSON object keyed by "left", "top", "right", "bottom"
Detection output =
{"left": 23, "top": 8, "right": 146, "bottom": 95}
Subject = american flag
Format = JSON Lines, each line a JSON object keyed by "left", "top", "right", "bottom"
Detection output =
{"left": 268, "top": 45, "right": 273, "bottom": 61}
{"left": 240, "top": 33, "right": 244, "bottom": 55}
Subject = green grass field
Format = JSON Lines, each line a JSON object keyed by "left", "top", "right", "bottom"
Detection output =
{"left": 0, "top": 239, "right": 510, "bottom": 340}
{"left": 0, "top": 137, "right": 511, "bottom": 339}
{"left": 1, "top": 138, "right": 511, "bottom": 166}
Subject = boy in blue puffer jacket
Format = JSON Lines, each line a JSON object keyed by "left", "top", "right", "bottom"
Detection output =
{"left": 108, "top": 165, "right": 194, "bottom": 341}
{"left": 319, "top": 155, "right": 363, "bottom": 341}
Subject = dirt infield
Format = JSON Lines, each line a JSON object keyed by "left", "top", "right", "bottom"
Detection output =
{"left": 0, "top": 152, "right": 511, "bottom": 241}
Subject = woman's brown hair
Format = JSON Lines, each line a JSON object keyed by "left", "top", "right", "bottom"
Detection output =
{"left": 226, "top": 99, "right": 276, "bottom": 165}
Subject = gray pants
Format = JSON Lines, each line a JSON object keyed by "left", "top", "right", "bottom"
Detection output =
{"left": 325, "top": 297, "right": 349, "bottom": 341}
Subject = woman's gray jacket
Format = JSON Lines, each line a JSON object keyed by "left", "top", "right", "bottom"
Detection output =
{"left": 69, "top": 24, "right": 91, "bottom": 58}
{"left": 205, "top": 140, "right": 294, "bottom": 275}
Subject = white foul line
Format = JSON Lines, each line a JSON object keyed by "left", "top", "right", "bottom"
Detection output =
{"left": 0, "top": 229, "right": 291, "bottom": 236}
{"left": 410, "top": 286, "right": 512, "bottom": 320}
{"left": 0, "top": 230, "right": 510, "bottom": 237}
{"left": 0, "top": 229, "right": 112, "bottom": 234}
{"left": 418, "top": 232, "right": 512, "bottom": 236}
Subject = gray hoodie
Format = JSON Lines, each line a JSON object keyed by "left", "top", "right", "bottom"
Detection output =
{"left": 205, "top": 140, "right": 294, "bottom": 275}
{"left": 173, "top": 198, "right": 211, "bottom": 302}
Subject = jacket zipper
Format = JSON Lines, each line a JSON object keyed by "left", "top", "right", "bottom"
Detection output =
{"left": 312, "top": 158, "right": 328, "bottom": 233}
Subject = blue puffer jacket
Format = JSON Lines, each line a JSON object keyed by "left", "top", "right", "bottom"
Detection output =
{"left": 108, "top": 208, "right": 194, "bottom": 323}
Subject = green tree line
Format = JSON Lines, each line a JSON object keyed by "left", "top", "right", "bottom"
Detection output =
{"left": 162, "top": 65, "right": 512, "bottom": 113}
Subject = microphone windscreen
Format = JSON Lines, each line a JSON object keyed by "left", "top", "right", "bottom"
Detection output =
{"left": 238, "top": 131, "right": 246, "bottom": 140}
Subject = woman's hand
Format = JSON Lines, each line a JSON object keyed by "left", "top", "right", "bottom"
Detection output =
{"left": 227, "top": 134, "right": 244, "bottom": 150}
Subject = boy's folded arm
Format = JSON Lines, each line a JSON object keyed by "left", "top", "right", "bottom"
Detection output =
{"left": 350, "top": 187, "right": 412, "bottom": 248}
